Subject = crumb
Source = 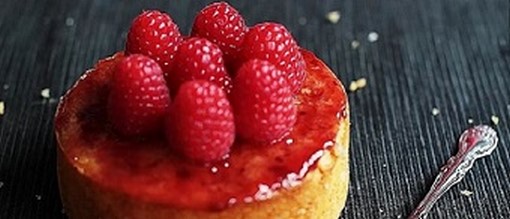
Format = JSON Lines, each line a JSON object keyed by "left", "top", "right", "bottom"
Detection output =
{"left": 491, "top": 115, "right": 500, "bottom": 125}
{"left": 2, "top": 84, "right": 8, "bottom": 90}
{"left": 41, "top": 88, "right": 50, "bottom": 98}
{"left": 397, "top": 214, "right": 402, "bottom": 219}
{"left": 0, "top": 181, "right": 3, "bottom": 188}
{"left": 368, "top": 31, "right": 379, "bottom": 42}
{"left": 382, "top": 164, "right": 387, "bottom": 168}
{"left": 351, "top": 40, "right": 360, "bottom": 49}
{"left": 460, "top": 190, "right": 473, "bottom": 196}
{"left": 356, "top": 78, "right": 367, "bottom": 88}
{"left": 348, "top": 81, "right": 358, "bottom": 92}
{"left": 35, "top": 195, "right": 42, "bottom": 200}
{"left": 378, "top": 208, "right": 384, "bottom": 213}
{"left": 431, "top": 108, "right": 440, "bottom": 116}
{"left": 467, "top": 118, "right": 474, "bottom": 124}
{"left": 0, "top": 101, "right": 4, "bottom": 116}
{"left": 65, "top": 17, "right": 74, "bottom": 26}
{"left": 348, "top": 78, "right": 367, "bottom": 92}
{"left": 325, "top": 11, "right": 341, "bottom": 24}
{"left": 298, "top": 17, "right": 307, "bottom": 25}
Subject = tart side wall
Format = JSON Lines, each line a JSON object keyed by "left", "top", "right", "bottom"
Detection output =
{"left": 57, "top": 116, "right": 349, "bottom": 219}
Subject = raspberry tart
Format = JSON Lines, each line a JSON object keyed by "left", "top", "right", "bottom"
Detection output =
{"left": 55, "top": 2, "right": 349, "bottom": 219}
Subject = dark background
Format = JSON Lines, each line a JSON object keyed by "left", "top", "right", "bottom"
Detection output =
{"left": 0, "top": 0, "right": 509, "bottom": 218}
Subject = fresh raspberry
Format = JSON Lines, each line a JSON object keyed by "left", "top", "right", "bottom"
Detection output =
{"left": 126, "top": 10, "right": 182, "bottom": 75}
{"left": 239, "top": 22, "right": 306, "bottom": 93}
{"left": 166, "top": 80, "right": 235, "bottom": 162}
{"left": 168, "top": 37, "right": 232, "bottom": 95}
{"left": 231, "top": 59, "right": 296, "bottom": 142}
{"left": 107, "top": 54, "right": 171, "bottom": 136}
{"left": 191, "top": 2, "right": 247, "bottom": 66}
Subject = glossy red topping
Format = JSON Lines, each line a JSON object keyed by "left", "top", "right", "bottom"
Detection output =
{"left": 232, "top": 59, "right": 296, "bottom": 142}
{"left": 166, "top": 80, "right": 235, "bottom": 162}
{"left": 54, "top": 50, "right": 347, "bottom": 210}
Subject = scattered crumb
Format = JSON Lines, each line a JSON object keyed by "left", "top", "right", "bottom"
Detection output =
{"left": 467, "top": 118, "right": 474, "bottom": 124}
{"left": 397, "top": 214, "right": 402, "bottom": 219}
{"left": 349, "top": 78, "right": 367, "bottom": 92}
{"left": 356, "top": 78, "right": 367, "bottom": 88}
{"left": 378, "top": 208, "right": 384, "bottom": 213}
{"left": 351, "top": 40, "right": 360, "bottom": 49}
{"left": 35, "top": 195, "right": 42, "bottom": 200}
{"left": 2, "top": 84, "right": 8, "bottom": 90}
{"left": 41, "top": 88, "right": 50, "bottom": 98}
{"left": 460, "top": 190, "right": 474, "bottom": 196}
{"left": 382, "top": 164, "right": 387, "bottom": 168}
{"left": 0, "top": 181, "right": 4, "bottom": 188}
{"left": 325, "top": 11, "right": 341, "bottom": 24}
{"left": 348, "top": 81, "right": 358, "bottom": 91}
{"left": 298, "top": 17, "right": 307, "bottom": 25}
{"left": 65, "top": 17, "right": 74, "bottom": 26}
{"left": 0, "top": 101, "right": 4, "bottom": 116}
{"left": 368, "top": 31, "right": 379, "bottom": 42}
{"left": 491, "top": 115, "right": 500, "bottom": 125}
{"left": 431, "top": 108, "right": 440, "bottom": 116}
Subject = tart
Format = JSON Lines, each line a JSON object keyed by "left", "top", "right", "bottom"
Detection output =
{"left": 55, "top": 3, "right": 349, "bottom": 219}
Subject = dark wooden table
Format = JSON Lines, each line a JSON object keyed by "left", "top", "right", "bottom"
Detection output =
{"left": 0, "top": 0, "right": 509, "bottom": 218}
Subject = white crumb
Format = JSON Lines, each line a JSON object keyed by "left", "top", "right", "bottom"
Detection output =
{"left": 397, "top": 214, "right": 402, "bottom": 219}
{"left": 35, "top": 195, "right": 42, "bottom": 200}
{"left": 325, "top": 11, "right": 341, "bottom": 24}
{"left": 0, "top": 101, "right": 4, "bottom": 116}
{"left": 65, "top": 17, "right": 74, "bottom": 26}
{"left": 491, "top": 115, "right": 500, "bottom": 125}
{"left": 460, "top": 190, "right": 474, "bottom": 196}
{"left": 41, "top": 88, "right": 50, "bottom": 98}
{"left": 467, "top": 118, "right": 474, "bottom": 124}
{"left": 431, "top": 108, "right": 440, "bottom": 116}
{"left": 349, "top": 78, "right": 367, "bottom": 92}
{"left": 368, "top": 31, "right": 379, "bottom": 42}
{"left": 356, "top": 78, "right": 367, "bottom": 88}
{"left": 351, "top": 40, "right": 360, "bottom": 49}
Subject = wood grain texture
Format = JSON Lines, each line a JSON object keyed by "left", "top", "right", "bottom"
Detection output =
{"left": 0, "top": 0, "right": 508, "bottom": 218}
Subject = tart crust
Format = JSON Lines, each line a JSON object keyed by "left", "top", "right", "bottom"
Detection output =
{"left": 56, "top": 50, "right": 350, "bottom": 219}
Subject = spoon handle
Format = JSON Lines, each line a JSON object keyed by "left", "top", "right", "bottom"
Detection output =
{"left": 408, "top": 125, "right": 498, "bottom": 219}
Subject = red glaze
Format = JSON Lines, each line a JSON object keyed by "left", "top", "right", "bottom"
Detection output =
{"left": 54, "top": 49, "right": 348, "bottom": 211}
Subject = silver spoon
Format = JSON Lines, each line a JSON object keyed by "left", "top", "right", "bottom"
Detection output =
{"left": 408, "top": 125, "right": 499, "bottom": 219}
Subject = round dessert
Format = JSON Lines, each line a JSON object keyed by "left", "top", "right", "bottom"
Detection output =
{"left": 55, "top": 50, "right": 349, "bottom": 219}
{"left": 54, "top": 2, "right": 349, "bottom": 218}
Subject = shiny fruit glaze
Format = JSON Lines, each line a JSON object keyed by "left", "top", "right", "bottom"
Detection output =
{"left": 54, "top": 49, "right": 348, "bottom": 211}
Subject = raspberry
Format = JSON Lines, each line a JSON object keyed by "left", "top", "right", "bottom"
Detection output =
{"left": 168, "top": 37, "right": 232, "bottom": 95}
{"left": 191, "top": 2, "right": 247, "bottom": 66}
{"left": 239, "top": 22, "right": 306, "bottom": 93}
{"left": 166, "top": 80, "right": 235, "bottom": 162}
{"left": 107, "top": 54, "right": 170, "bottom": 136}
{"left": 231, "top": 59, "right": 296, "bottom": 142}
{"left": 126, "top": 10, "right": 182, "bottom": 75}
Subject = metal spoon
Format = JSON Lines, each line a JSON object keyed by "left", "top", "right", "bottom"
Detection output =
{"left": 408, "top": 125, "right": 499, "bottom": 219}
